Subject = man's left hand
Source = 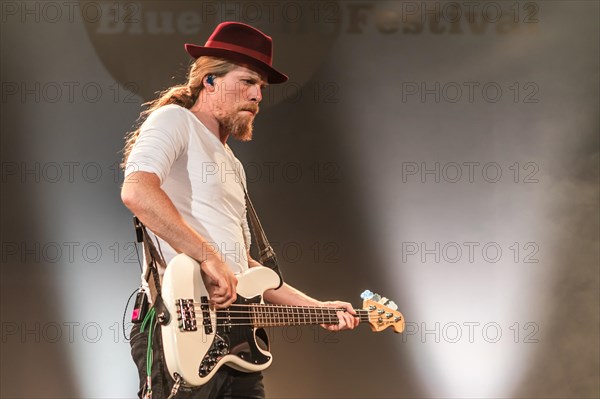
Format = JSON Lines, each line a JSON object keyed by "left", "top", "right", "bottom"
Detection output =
{"left": 320, "top": 301, "right": 360, "bottom": 331}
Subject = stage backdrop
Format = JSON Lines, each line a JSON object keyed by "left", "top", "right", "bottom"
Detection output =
{"left": 1, "top": 1, "right": 598, "bottom": 398}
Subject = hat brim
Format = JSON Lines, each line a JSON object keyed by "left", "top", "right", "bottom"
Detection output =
{"left": 185, "top": 44, "right": 288, "bottom": 84}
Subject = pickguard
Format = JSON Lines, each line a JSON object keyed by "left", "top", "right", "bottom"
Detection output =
{"left": 198, "top": 295, "right": 270, "bottom": 377}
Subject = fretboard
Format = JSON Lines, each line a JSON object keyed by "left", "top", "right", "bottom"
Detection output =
{"left": 250, "top": 304, "right": 371, "bottom": 327}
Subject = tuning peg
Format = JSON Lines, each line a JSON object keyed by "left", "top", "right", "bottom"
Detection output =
{"left": 386, "top": 300, "right": 398, "bottom": 310}
{"left": 360, "top": 290, "right": 374, "bottom": 300}
{"left": 377, "top": 296, "right": 388, "bottom": 305}
{"left": 372, "top": 293, "right": 381, "bottom": 302}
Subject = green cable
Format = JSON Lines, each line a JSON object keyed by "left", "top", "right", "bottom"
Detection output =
{"left": 141, "top": 307, "right": 157, "bottom": 387}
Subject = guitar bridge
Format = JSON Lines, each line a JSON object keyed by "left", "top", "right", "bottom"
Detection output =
{"left": 176, "top": 299, "right": 197, "bottom": 332}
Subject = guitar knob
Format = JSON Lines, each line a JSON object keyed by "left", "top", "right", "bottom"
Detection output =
{"left": 216, "top": 340, "right": 227, "bottom": 349}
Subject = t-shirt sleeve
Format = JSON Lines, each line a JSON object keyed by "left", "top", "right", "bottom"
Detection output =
{"left": 125, "top": 105, "right": 189, "bottom": 184}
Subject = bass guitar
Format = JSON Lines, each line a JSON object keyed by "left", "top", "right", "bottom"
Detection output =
{"left": 161, "top": 254, "right": 404, "bottom": 387}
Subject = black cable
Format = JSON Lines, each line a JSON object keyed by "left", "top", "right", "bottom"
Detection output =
{"left": 120, "top": 239, "right": 145, "bottom": 342}
{"left": 122, "top": 288, "right": 139, "bottom": 342}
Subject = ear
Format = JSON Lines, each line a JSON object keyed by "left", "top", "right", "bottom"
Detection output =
{"left": 204, "top": 75, "right": 216, "bottom": 90}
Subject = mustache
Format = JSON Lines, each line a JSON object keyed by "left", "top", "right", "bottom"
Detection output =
{"left": 239, "top": 104, "right": 259, "bottom": 115}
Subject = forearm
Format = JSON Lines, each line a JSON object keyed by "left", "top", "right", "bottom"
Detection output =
{"left": 121, "top": 172, "right": 217, "bottom": 262}
{"left": 263, "top": 283, "right": 322, "bottom": 307}
{"left": 248, "top": 255, "right": 359, "bottom": 330}
{"left": 247, "top": 256, "right": 321, "bottom": 307}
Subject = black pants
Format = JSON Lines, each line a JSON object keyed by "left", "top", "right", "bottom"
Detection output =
{"left": 130, "top": 323, "right": 265, "bottom": 399}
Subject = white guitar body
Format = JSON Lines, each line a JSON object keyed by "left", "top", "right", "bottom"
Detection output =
{"left": 161, "top": 254, "right": 281, "bottom": 387}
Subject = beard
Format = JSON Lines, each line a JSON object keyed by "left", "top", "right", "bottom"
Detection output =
{"left": 216, "top": 104, "right": 259, "bottom": 142}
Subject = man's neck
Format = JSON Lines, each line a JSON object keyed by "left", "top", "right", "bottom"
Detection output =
{"left": 189, "top": 97, "right": 229, "bottom": 145}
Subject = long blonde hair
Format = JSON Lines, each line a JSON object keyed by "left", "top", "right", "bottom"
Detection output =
{"left": 121, "top": 56, "right": 238, "bottom": 168}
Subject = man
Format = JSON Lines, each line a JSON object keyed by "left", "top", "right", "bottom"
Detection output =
{"left": 121, "top": 22, "right": 358, "bottom": 399}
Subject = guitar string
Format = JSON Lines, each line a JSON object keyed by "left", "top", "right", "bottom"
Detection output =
{"left": 194, "top": 302, "right": 398, "bottom": 316}
{"left": 190, "top": 307, "right": 366, "bottom": 315}
{"left": 189, "top": 310, "right": 380, "bottom": 321}
{"left": 186, "top": 306, "right": 393, "bottom": 318}
{"left": 194, "top": 305, "right": 352, "bottom": 312}
{"left": 190, "top": 305, "right": 377, "bottom": 314}
{"left": 182, "top": 316, "right": 385, "bottom": 327}
{"left": 183, "top": 303, "right": 389, "bottom": 313}
{"left": 190, "top": 303, "right": 361, "bottom": 310}
{"left": 188, "top": 307, "right": 393, "bottom": 320}
{"left": 192, "top": 318, "right": 385, "bottom": 324}
{"left": 190, "top": 302, "right": 394, "bottom": 310}
{"left": 188, "top": 313, "right": 376, "bottom": 319}
{"left": 188, "top": 310, "right": 392, "bottom": 322}
{"left": 182, "top": 319, "right": 395, "bottom": 327}
{"left": 178, "top": 304, "right": 398, "bottom": 326}
{"left": 196, "top": 323, "right": 339, "bottom": 327}
{"left": 204, "top": 317, "right": 395, "bottom": 323}
{"left": 178, "top": 317, "right": 396, "bottom": 326}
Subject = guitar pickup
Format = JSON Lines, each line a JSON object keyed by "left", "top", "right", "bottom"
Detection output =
{"left": 200, "top": 296, "right": 213, "bottom": 335}
{"left": 176, "top": 299, "right": 197, "bottom": 332}
{"left": 216, "top": 310, "right": 231, "bottom": 334}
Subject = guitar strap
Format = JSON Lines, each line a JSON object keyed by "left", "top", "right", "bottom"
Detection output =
{"left": 242, "top": 187, "right": 284, "bottom": 289}
{"left": 133, "top": 216, "right": 170, "bottom": 325}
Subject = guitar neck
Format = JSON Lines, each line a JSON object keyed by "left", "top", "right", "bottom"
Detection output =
{"left": 250, "top": 304, "right": 370, "bottom": 327}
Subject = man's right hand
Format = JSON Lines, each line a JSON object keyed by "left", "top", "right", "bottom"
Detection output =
{"left": 199, "top": 253, "right": 238, "bottom": 308}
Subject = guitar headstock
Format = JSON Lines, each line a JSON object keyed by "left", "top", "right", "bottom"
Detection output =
{"left": 360, "top": 290, "right": 405, "bottom": 333}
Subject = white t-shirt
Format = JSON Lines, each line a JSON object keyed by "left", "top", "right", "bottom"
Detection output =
{"left": 125, "top": 104, "right": 252, "bottom": 289}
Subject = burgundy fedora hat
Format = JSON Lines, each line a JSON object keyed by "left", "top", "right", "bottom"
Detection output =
{"left": 185, "top": 22, "right": 288, "bottom": 84}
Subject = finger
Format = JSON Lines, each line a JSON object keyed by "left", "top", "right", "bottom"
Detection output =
{"left": 342, "top": 302, "right": 357, "bottom": 316}
{"left": 346, "top": 307, "right": 359, "bottom": 328}
{"left": 222, "top": 272, "right": 235, "bottom": 290}
{"left": 210, "top": 296, "right": 226, "bottom": 309}
{"left": 211, "top": 293, "right": 235, "bottom": 309}
{"left": 211, "top": 289, "right": 233, "bottom": 303}
{"left": 211, "top": 285, "right": 228, "bottom": 298}
{"left": 222, "top": 282, "right": 237, "bottom": 306}
{"left": 224, "top": 282, "right": 236, "bottom": 304}
{"left": 336, "top": 311, "right": 347, "bottom": 330}
{"left": 229, "top": 275, "right": 238, "bottom": 294}
{"left": 340, "top": 312, "right": 350, "bottom": 330}
{"left": 341, "top": 309, "right": 357, "bottom": 330}
{"left": 345, "top": 313, "right": 357, "bottom": 330}
{"left": 228, "top": 291, "right": 237, "bottom": 305}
